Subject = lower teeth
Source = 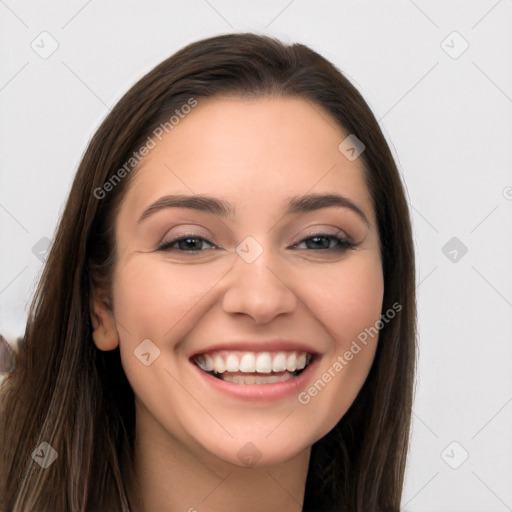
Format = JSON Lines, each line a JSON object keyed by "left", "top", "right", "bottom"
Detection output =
{"left": 204, "top": 365, "right": 308, "bottom": 385}
{"left": 221, "top": 373, "right": 295, "bottom": 384}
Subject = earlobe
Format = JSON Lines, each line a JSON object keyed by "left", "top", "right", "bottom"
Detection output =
{"left": 90, "top": 284, "right": 119, "bottom": 351}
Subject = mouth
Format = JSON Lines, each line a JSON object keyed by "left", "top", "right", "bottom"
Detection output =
{"left": 192, "top": 350, "right": 314, "bottom": 385}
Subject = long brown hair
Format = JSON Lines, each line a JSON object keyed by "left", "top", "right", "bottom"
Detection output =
{"left": 0, "top": 33, "right": 416, "bottom": 511}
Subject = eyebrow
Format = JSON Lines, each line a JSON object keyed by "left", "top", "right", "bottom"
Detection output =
{"left": 137, "top": 193, "right": 369, "bottom": 225}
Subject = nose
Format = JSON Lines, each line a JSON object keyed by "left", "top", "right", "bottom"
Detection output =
{"left": 221, "top": 245, "right": 298, "bottom": 324}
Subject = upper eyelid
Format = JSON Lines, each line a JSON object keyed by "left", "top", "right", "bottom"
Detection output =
{"left": 160, "top": 223, "right": 349, "bottom": 242}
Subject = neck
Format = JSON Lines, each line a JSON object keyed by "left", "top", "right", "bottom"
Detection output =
{"left": 131, "top": 402, "right": 310, "bottom": 512}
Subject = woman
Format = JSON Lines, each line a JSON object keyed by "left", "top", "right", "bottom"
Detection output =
{"left": 0, "top": 33, "right": 416, "bottom": 511}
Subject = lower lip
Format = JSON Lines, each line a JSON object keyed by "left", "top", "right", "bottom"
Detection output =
{"left": 191, "top": 357, "right": 319, "bottom": 401}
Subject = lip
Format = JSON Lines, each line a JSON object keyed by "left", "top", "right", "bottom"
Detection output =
{"left": 189, "top": 339, "right": 318, "bottom": 359}
{"left": 190, "top": 354, "right": 320, "bottom": 402}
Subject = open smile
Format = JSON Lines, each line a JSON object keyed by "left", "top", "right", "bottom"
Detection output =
{"left": 190, "top": 348, "right": 319, "bottom": 401}
{"left": 193, "top": 350, "right": 313, "bottom": 384}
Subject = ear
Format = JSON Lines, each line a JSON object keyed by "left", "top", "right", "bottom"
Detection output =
{"left": 90, "top": 281, "right": 119, "bottom": 351}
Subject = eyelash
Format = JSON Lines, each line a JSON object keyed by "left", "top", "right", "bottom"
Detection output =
{"left": 157, "top": 233, "right": 355, "bottom": 254}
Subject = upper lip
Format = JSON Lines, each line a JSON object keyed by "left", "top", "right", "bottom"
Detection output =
{"left": 189, "top": 339, "right": 319, "bottom": 358}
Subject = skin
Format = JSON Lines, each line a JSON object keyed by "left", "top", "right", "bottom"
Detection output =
{"left": 91, "top": 96, "right": 384, "bottom": 511}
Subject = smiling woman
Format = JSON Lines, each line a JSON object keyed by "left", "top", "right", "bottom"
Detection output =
{"left": 0, "top": 33, "right": 416, "bottom": 512}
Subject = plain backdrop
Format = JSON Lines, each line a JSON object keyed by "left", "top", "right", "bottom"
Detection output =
{"left": 1, "top": 1, "right": 511, "bottom": 510}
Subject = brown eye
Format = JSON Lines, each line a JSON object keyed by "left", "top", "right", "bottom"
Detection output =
{"left": 293, "top": 234, "right": 354, "bottom": 252}
{"left": 158, "top": 236, "right": 216, "bottom": 252}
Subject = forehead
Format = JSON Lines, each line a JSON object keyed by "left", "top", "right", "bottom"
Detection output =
{"left": 121, "top": 96, "right": 374, "bottom": 223}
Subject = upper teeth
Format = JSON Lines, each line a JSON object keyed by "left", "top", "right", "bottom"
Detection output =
{"left": 195, "top": 351, "right": 310, "bottom": 374}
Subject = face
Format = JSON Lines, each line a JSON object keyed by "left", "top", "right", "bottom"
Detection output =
{"left": 92, "top": 96, "right": 384, "bottom": 469}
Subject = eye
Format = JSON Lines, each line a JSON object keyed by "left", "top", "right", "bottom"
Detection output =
{"left": 157, "top": 235, "right": 217, "bottom": 253}
{"left": 292, "top": 234, "right": 354, "bottom": 252}
{"left": 156, "top": 233, "right": 354, "bottom": 254}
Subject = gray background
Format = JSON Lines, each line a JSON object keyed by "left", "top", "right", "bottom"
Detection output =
{"left": 1, "top": 1, "right": 511, "bottom": 510}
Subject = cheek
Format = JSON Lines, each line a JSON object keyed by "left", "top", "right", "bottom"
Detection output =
{"left": 300, "top": 252, "right": 384, "bottom": 343}
{"left": 110, "top": 257, "right": 235, "bottom": 412}
{"left": 111, "top": 255, "right": 234, "bottom": 342}
{"left": 293, "top": 252, "right": 383, "bottom": 434}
